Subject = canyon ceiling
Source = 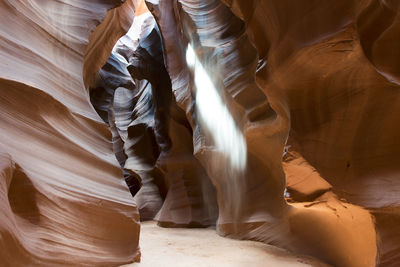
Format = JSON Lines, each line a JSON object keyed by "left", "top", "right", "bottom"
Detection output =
{"left": 0, "top": 0, "right": 399, "bottom": 266}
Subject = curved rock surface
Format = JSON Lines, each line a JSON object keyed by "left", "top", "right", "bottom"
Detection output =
{"left": 1, "top": 0, "right": 399, "bottom": 266}
{"left": 0, "top": 0, "right": 140, "bottom": 266}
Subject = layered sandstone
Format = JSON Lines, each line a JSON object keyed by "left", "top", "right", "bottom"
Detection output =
{"left": 0, "top": 0, "right": 399, "bottom": 266}
{"left": 0, "top": 0, "right": 140, "bottom": 265}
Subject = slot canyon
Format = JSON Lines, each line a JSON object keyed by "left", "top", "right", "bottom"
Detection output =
{"left": 0, "top": 0, "right": 399, "bottom": 266}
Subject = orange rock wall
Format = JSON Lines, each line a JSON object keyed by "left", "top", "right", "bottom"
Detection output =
{"left": 0, "top": 0, "right": 399, "bottom": 266}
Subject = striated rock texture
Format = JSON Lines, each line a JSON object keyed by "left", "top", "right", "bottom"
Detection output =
{"left": 142, "top": 0, "right": 398, "bottom": 266}
{"left": 0, "top": 0, "right": 399, "bottom": 267}
{"left": 0, "top": 0, "right": 140, "bottom": 266}
{"left": 91, "top": 12, "right": 218, "bottom": 225}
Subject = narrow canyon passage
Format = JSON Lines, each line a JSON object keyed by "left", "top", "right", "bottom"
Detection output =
{"left": 87, "top": 2, "right": 378, "bottom": 266}
{"left": 0, "top": 0, "right": 399, "bottom": 266}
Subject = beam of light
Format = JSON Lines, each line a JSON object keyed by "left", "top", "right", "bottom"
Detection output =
{"left": 186, "top": 44, "right": 247, "bottom": 172}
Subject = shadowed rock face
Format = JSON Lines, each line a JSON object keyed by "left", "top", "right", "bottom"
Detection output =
{"left": 0, "top": 0, "right": 140, "bottom": 266}
{"left": 144, "top": 1, "right": 377, "bottom": 266}
{"left": 0, "top": 0, "right": 399, "bottom": 266}
{"left": 91, "top": 14, "right": 217, "bottom": 225}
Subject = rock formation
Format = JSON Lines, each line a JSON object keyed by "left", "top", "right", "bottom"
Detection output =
{"left": 0, "top": 0, "right": 399, "bottom": 266}
{"left": 0, "top": 1, "right": 140, "bottom": 266}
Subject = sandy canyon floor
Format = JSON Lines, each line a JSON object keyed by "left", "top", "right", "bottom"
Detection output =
{"left": 125, "top": 221, "right": 330, "bottom": 267}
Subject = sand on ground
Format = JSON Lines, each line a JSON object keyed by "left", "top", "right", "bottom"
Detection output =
{"left": 125, "top": 221, "right": 329, "bottom": 267}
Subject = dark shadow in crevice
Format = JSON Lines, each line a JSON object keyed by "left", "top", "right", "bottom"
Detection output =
{"left": 8, "top": 164, "right": 41, "bottom": 225}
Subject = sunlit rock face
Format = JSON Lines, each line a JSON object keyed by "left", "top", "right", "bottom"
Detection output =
{"left": 235, "top": 1, "right": 400, "bottom": 265}
{"left": 91, "top": 13, "right": 217, "bottom": 225}
{"left": 145, "top": 0, "right": 398, "bottom": 266}
{"left": 0, "top": 0, "right": 399, "bottom": 266}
